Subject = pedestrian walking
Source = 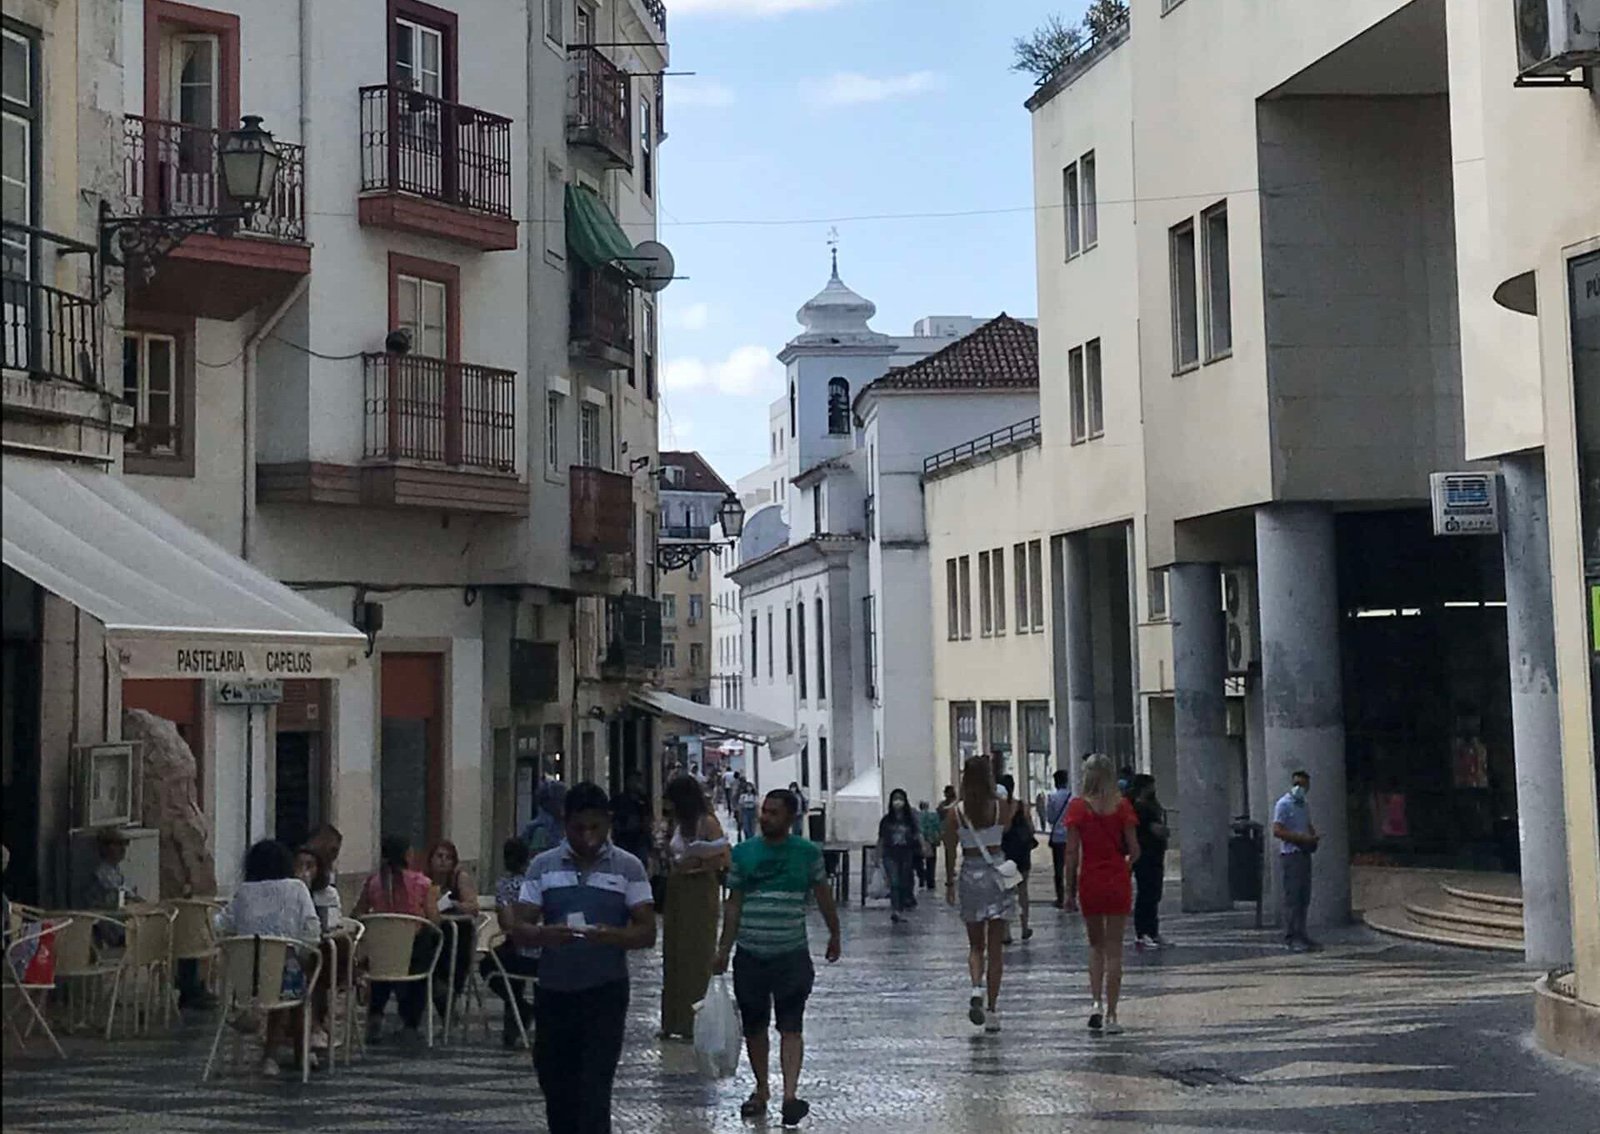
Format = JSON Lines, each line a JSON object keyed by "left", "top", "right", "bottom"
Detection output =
{"left": 1272, "top": 769, "right": 1323, "bottom": 952}
{"left": 610, "top": 776, "right": 653, "bottom": 872}
{"left": 1129, "top": 775, "right": 1171, "bottom": 950}
{"left": 1044, "top": 769, "right": 1073, "bottom": 909}
{"left": 738, "top": 778, "right": 759, "bottom": 842}
{"left": 943, "top": 756, "right": 1020, "bottom": 1033}
{"left": 1063, "top": 754, "right": 1140, "bottom": 1034}
{"left": 936, "top": 784, "right": 958, "bottom": 890}
{"left": 916, "top": 800, "right": 941, "bottom": 891}
{"left": 511, "top": 782, "right": 655, "bottom": 1134}
{"left": 877, "top": 789, "right": 921, "bottom": 923}
{"left": 522, "top": 779, "right": 567, "bottom": 857}
{"left": 659, "top": 773, "right": 731, "bottom": 1041}
{"left": 715, "top": 788, "right": 841, "bottom": 1129}
{"left": 788, "top": 781, "right": 808, "bottom": 836}
{"left": 997, "top": 775, "right": 1037, "bottom": 942}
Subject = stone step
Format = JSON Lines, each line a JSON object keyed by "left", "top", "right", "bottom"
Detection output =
{"left": 1440, "top": 881, "right": 1524, "bottom": 918}
{"left": 1404, "top": 898, "right": 1525, "bottom": 940}
{"left": 1363, "top": 903, "right": 1523, "bottom": 954}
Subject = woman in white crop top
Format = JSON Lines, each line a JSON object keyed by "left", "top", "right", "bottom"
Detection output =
{"left": 942, "top": 755, "right": 1020, "bottom": 1034}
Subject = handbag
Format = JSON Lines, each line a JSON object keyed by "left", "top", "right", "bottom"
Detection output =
{"left": 958, "top": 804, "right": 1023, "bottom": 890}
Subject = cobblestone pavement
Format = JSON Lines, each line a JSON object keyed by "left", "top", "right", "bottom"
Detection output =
{"left": 5, "top": 883, "right": 1598, "bottom": 1133}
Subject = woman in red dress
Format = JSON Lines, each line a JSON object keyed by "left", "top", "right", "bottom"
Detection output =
{"left": 1064, "top": 754, "right": 1141, "bottom": 1033}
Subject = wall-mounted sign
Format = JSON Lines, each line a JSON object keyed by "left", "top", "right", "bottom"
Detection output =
{"left": 1430, "top": 472, "right": 1500, "bottom": 536}
{"left": 215, "top": 679, "right": 284, "bottom": 706}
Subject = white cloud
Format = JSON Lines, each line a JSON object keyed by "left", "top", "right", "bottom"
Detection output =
{"left": 808, "top": 70, "right": 943, "bottom": 108}
{"left": 670, "top": 81, "right": 737, "bottom": 109}
{"left": 665, "top": 301, "right": 711, "bottom": 332}
{"left": 674, "top": 0, "right": 847, "bottom": 16}
{"left": 664, "top": 416, "right": 695, "bottom": 447}
{"left": 663, "top": 345, "right": 781, "bottom": 397}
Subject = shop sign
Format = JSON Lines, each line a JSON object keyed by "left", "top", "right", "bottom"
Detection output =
{"left": 1429, "top": 471, "right": 1500, "bottom": 536}
{"left": 215, "top": 679, "right": 284, "bottom": 706}
{"left": 110, "top": 637, "right": 363, "bottom": 680}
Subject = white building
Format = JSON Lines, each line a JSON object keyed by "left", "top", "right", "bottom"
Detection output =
{"left": 728, "top": 260, "right": 1037, "bottom": 836}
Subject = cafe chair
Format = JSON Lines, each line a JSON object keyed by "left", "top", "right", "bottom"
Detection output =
{"left": 4, "top": 917, "right": 72, "bottom": 1058}
{"left": 355, "top": 914, "right": 442, "bottom": 1051}
{"left": 170, "top": 899, "right": 224, "bottom": 1003}
{"left": 41, "top": 911, "right": 122, "bottom": 1033}
{"left": 473, "top": 915, "right": 535, "bottom": 1051}
{"left": 104, "top": 906, "right": 177, "bottom": 1038}
{"left": 203, "top": 934, "right": 323, "bottom": 1084}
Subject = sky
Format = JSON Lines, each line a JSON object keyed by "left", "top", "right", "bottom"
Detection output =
{"left": 650, "top": 0, "right": 1088, "bottom": 487}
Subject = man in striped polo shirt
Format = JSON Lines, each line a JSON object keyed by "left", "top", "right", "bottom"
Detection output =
{"left": 512, "top": 782, "right": 655, "bottom": 1134}
{"left": 715, "top": 788, "right": 841, "bottom": 1129}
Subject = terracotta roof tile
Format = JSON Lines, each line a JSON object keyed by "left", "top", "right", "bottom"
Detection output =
{"left": 867, "top": 314, "right": 1038, "bottom": 394}
{"left": 660, "top": 451, "right": 733, "bottom": 495}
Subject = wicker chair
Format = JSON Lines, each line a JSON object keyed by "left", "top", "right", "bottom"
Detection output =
{"left": 4, "top": 917, "right": 73, "bottom": 1058}
{"left": 355, "top": 914, "right": 442, "bottom": 1050}
{"left": 203, "top": 934, "right": 323, "bottom": 1083}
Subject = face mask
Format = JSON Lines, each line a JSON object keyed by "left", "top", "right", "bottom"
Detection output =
{"left": 1291, "top": 784, "right": 1307, "bottom": 803}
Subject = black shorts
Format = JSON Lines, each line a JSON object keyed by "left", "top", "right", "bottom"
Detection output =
{"left": 732, "top": 948, "right": 814, "bottom": 1037}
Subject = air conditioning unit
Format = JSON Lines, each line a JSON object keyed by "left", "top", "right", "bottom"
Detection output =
{"left": 1515, "top": 0, "right": 1600, "bottom": 83}
{"left": 1221, "top": 566, "right": 1257, "bottom": 675}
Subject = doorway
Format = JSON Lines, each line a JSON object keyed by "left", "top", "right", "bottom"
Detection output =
{"left": 2, "top": 567, "right": 41, "bottom": 903}
{"left": 380, "top": 653, "right": 443, "bottom": 856}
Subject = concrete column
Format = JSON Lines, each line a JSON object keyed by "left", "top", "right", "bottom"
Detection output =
{"left": 1501, "top": 453, "right": 1573, "bottom": 967}
{"left": 1125, "top": 524, "right": 1145, "bottom": 770}
{"left": 1064, "top": 532, "right": 1096, "bottom": 794}
{"left": 1245, "top": 673, "right": 1280, "bottom": 922}
{"left": 1255, "top": 505, "right": 1349, "bottom": 928}
{"left": 1170, "top": 561, "right": 1232, "bottom": 911}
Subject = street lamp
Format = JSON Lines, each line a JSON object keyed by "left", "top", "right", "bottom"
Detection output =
{"left": 717, "top": 492, "right": 746, "bottom": 540}
{"left": 658, "top": 491, "right": 747, "bottom": 572}
{"left": 100, "top": 115, "right": 285, "bottom": 280}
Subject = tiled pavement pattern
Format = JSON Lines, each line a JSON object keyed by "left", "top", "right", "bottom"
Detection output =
{"left": 5, "top": 887, "right": 1599, "bottom": 1133}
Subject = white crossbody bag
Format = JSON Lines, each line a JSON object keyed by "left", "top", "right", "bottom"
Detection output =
{"left": 958, "top": 804, "right": 1023, "bottom": 890}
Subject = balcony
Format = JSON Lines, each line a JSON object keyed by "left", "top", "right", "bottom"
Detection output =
{"left": 119, "top": 115, "right": 309, "bottom": 320}
{"left": 358, "top": 85, "right": 516, "bottom": 252}
{"left": 660, "top": 523, "right": 712, "bottom": 541}
{"left": 604, "top": 593, "right": 662, "bottom": 674}
{"left": 571, "top": 465, "right": 636, "bottom": 582}
{"left": 358, "top": 352, "right": 524, "bottom": 514}
{"left": 570, "top": 261, "right": 634, "bottom": 367}
{"left": 567, "top": 47, "right": 633, "bottom": 170}
{"left": 2, "top": 222, "right": 100, "bottom": 388}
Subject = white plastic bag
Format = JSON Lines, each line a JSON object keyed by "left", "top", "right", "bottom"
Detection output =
{"left": 867, "top": 863, "right": 891, "bottom": 901}
{"left": 692, "top": 973, "right": 742, "bottom": 1079}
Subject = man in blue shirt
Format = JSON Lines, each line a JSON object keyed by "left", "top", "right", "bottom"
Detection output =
{"left": 1272, "top": 769, "right": 1323, "bottom": 952}
{"left": 512, "top": 782, "right": 655, "bottom": 1134}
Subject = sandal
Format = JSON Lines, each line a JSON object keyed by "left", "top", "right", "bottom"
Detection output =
{"left": 740, "top": 1093, "right": 769, "bottom": 1119}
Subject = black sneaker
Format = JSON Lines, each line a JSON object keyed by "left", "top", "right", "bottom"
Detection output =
{"left": 781, "top": 1098, "right": 810, "bottom": 1128}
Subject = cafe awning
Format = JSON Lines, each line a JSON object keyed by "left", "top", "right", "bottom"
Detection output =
{"left": 630, "top": 689, "right": 799, "bottom": 757}
{"left": 2, "top": 457, "right": 365, "bottom": 679}
{"left": 565, "top": 184, "right": 637, "bottom": 271}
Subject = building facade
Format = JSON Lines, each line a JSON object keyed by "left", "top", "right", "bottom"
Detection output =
{"left": 655, "top": 450, "right": 733, "bottom": 734}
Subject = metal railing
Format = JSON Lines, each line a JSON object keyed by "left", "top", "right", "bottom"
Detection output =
{"left": 122, "top": 115, "right": 306, "bottom": 242}
{"left": 358, "top": 85, "right": 513, "bottom": 218}
{"left": 571, "top": 465, "right": 636, "bottom": 559}
{"left": 570, "top": 261, "right": 634, "bottom": 357}
{"left": 660, "top": 523, "right": 711, "bottom": 540}
{"left": 1, "top": 221, "right": 100, "bottom": 387}
{"left": 566, "top": 46, "right": 632, "bottom": 168}
{"left": 923, "top": 416, "right": 1041, "bottom": 474}
{"left": 362, "top": 353, "right": 516, "bottom": 471}
{"left": 641, "top": 0, "right": 667, "bottom": 35}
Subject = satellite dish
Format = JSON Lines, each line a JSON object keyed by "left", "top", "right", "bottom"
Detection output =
{"left": 632, "top": 240, "right": 676, "bottom": 293}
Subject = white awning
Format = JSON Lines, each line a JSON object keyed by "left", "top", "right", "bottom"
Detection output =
{"left": 2, "top": 457, "right": 365, "bottom": 679}
{"left": 630, "top": 689, "right": 798, "bottom": 755}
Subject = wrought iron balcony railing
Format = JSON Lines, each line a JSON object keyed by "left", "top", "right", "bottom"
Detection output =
{"left": 121, "top": 115, "right": 306, "bottom": 242}
{"left": 359, "top": 85, "right": 514, "bottom": 218}
{"left": 567, "top": 46, "right": 633, "bottom": 169}
{"left": 362, "top": 352, "right": 517, "bottom": 471}
{"left": 570, "top": 261, "right": 634, "bottom": 358}
{"left": 1, "top": 221, "right": 100, "bottom": 387}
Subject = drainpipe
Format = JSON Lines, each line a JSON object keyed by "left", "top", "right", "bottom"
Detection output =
{"left": 242, "top": 277, "right": 309, "bottom": 560}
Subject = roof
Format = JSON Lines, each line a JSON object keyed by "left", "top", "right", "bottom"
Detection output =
{"left": 859, "top": 314, "right": 1038, "bottom": 402}
{"left": 659, "top": 451, "right": 733, "bottom": 495}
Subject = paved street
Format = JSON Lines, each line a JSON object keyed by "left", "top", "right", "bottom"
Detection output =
{"left": 5, "top": 885, "right": 1597, "bottom": 1133}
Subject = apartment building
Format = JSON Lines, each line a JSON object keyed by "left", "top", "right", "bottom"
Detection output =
{"left": 655, "top": 450, "right": 733, "bottom": 712}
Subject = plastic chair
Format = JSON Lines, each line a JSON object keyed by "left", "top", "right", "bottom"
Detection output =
{"left": 355, "top": 914, "right": 442, "bottom": 1049}
{"left": 202, "top": 934, "right": 323, "bottom": 1083}
{"left": 321, "top": 918, "right": 364, "bottom": 1071}
{"left": 41, "top": 911, "right": 122, "bottom": 1033}
{"left": 104, "top": 907, "right": 177, "bottom": 1038}
{"left": 170, "top": 899, "right": 223, "bottom": 996}
{"left": 473, "top": 916, "right": 535, "bottom": 1051}
{"left": 4, "top": 917, "right": 72, "bottom": 1058}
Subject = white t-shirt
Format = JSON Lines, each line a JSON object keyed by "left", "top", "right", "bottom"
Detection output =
{"left": 215, "top": 879, "right": 321, "bottom": 947}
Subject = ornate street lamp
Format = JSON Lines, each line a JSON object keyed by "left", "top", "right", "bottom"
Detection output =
{"left": 658, "top": 491, "right": 747, "bottom": 572}
{"left": 100, "top": 115, "right": 285, "bottom": 281}
{"left": 716, "top": 492, "right": 746, "bottom": 540}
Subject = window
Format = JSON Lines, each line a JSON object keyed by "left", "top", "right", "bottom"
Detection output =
{"left": 766, "top": 610, "right": 773, "bottom": 679}
{"left": 1013, "top": 543, "right": 1029, "bottom": 632}
{"left": 689, "top": 643, "right": 703, "bottom": 671}
{"left": 1086, "top": 338, "right": 1104, "bottom": 439}
{"left": 788, "top": 382, "right": 796, "bottom": 437}
{"left": 661, "top": 594, "right": 677, "bottom": 620}
{"left": 953, "top": 702, "right": 978, "bottom": 761}
{"left": 687, "top": 554, "right": 700, "bottom": 581}
{"left": 639, "top": 95, "right": 654, "bottom": 198}
{"left": 688, "top": 594, "right": 703, "bottom": 623}
{"left": 393, "top": 19, "right": 443, "bottom": 99}
{"left": 1068, "top": 345, "right": 1087, "bottom": 444}
{"left": 642, "top": 297, "right": 656, "bottom": 399}
{"left": 544, "top": 160, "right": 565, "bottom": 260}
{"left": 992, "top": 547, "right": 1006, "bottom": 635}
{"left": 946, "top": 558, "right": 960, "bottom": 641}
{"left": 396, "top": 273, "right": 448, "bottom": 359}
{"left": 1148, "top": 568, "right": 1169, "bottom": 621}
{"left": 978, "top": 551, "right": 993, "bottom": 637}
{"left": 813, "top": 485, "right": 823, "bottom": 535}
{"left": 4, "top": 23, "right": 39, "bottom": 366}
{"left": 545, "top": 392, "right": 562, "bottom": 470}
{"left": 1170, "top": 219, "right": 1199, "bottom": 372}
{"left": 662, "top": 642, "right": 677, "bottom": 668}
{"left": 122, "top": 331, "right": 180, "bottom": 457}
{"left": 958, "top": 556, "right": 973, "bottom": 640}
{"left": 797, "top": 602, "right": 808, "bottom": 700}
{"left": 751, "top": 613, "right": 758, "bottom": 677}
{"left": 1202, "top": 201, "right": 1232, "bottom": 360}
{"left": 785, "top": 605, "right": 794, "bottom": 677}
{"left": 827, "top": 377, "right": 850, "bottom": 435}
{"left": 579, "top": 402, "right": 601, "bottom": 467}
{"left": 545, "top": 0, "right": 565, "bottom": 45}
{"left": 985, "top": 702, "right": 1013, "bottom": 764}
{"left": 1064, "top": 163, "right": 1081, "bottom": 258}
{"left": 573, "top": 1, "right": 590, "bottom": 44}
{"left": 1081, "top": 150, "right": 1098, "bottom": 249}
{"left": 800, "top": 743, "right": 810, "bottom": 789}
{"left": 819, "top": 736, "right": 829, "bottom": 791}
{"left": 863, "top": 595, "right": 878, "bottom": 701}
{"left": 815, "top": 596, "right": 826, "bottom": 698}
{"left": 1028, "top": 540, "right": 1045, "bottom": 632}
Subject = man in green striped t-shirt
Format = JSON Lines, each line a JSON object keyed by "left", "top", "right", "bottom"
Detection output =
{"left": 715, "top": 789, "right": 841, "bottom": 1128}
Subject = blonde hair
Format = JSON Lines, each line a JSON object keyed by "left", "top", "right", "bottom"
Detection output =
{"left": 1081, "top": 754, "right": 1121, "bottom": 812}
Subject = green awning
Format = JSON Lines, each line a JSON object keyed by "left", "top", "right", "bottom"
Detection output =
{"left": 565, "top": 184, "right": 636, "bottom": 271}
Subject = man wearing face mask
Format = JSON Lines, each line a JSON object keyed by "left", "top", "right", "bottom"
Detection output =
{"left": 1271, "top": 770, "right": 1323, "bottom": 952}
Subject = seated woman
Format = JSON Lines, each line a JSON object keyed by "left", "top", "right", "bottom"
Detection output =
{"left": 425, "top": 839, "right": 479, "bottom": 1017}
{"left": 215, "top": 839, "right": 323, "bottom": 1077}
{"left": 352, "top": 835, "right": 440, "bottom": 1043}
{"left": 480, "top": 836, "right": 538, "bottom": 1047}
{"left": 294, "top": 845, "right": 342, "bottom": 1055}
